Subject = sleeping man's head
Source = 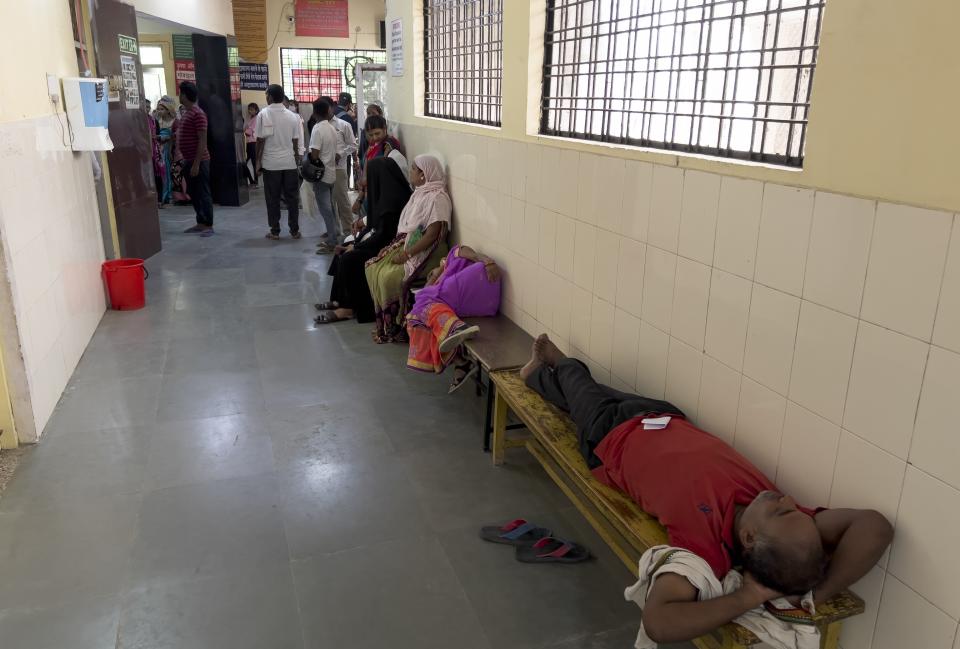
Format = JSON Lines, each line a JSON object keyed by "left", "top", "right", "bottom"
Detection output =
{"left": 738, "top": 491, "right": 826, "bottom": 595}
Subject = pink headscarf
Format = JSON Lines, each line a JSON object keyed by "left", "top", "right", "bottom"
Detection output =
{"left": 397, "top": 154, "right": 451, "bottom": 234}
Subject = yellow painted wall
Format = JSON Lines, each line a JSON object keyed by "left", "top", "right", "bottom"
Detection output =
{"left": 386, "top": 0, "right": 960, "bottom": 213}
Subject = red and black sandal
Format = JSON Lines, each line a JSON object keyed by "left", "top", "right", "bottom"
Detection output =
{"left": 515, "top": 537, "right": 592, "bottom": 564}
{"left": 479, "top": 519, "right": 552, "bottom": 546}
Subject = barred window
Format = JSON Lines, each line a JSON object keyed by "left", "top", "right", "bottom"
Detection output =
{"left": 423, "top": 0, "right": 503, "bottom": 127}
{"left": 541, "top": 0, "right": 826, "bottom": 167}
{"left": 280, "top": 48, "right": 387, "bottom": 103}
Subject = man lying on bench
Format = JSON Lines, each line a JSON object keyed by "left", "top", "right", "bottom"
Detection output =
{"left": 519, "top": 334, "right": 893, "bottom": 645}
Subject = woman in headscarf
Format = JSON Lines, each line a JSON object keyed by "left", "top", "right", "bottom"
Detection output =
{"left": 315, "top": 157, "right": 412, "bottom": 325}
{"left": 406, "top": 245, "right": 502, "bottom": 392}
{"left": 155, "top": 96, "right": 177, "bottom": 205}
{"left": 364, "top": 154, "right": 451, "bottom": 344}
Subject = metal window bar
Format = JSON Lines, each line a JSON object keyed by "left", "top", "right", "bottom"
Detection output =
{"left": 423, "top": 0, "right": 503, "bottom": 127}
{"left": 541, "top": 0, "right": 825, "bottom": 167}
{"left": 279, "top": 48, "right": 387, "bottom": 103}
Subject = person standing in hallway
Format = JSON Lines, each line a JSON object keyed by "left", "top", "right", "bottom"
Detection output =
{"left": 177, "top": 81, "right": 214, "bottom": 236}
{"left": 309, "top": 98, "right": 340, "bottom": 253}
{"left": 243, "top": 103, "right": 259, "bottom": 187}
{"left": 256, "top": 85, "right": 303, "bottom": 240}
{"left": 321, "top": 95, "right": 358, "bottom": 235}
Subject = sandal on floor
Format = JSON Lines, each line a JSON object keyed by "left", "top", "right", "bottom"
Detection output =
{"left": 515, "top": 537, "right": 591, "bottom": 564}
{"left": 439, "top": 325, "right": 480, "bottom": 354}
{"left": 479, "top": 519, "right": 552, "bottom": 546}
{"left": 448, "top": 361, "right": 478, "bottom": 394}
{"left": 315, "top": 301, "right": 339, "bottom": 311}
{"left": 314, "top": 310, "right": 351, "bottom": 325}
{"left": 316, "top": 244, "right": 335, "bottom": 254}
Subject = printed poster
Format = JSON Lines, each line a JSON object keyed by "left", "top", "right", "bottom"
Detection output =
{"left": 240, "top": 63, "right": 270, "bottom": 90}
{"left": 174, "top": 60, "right": 196, "bottom": 95}
{"left": 120, "top": 54, "right": 140, "bottom": 109}
{"left": 295, "top": 0, "right": 349, "bottom": 38}
{"left": 390, "top": 18, "right": 404, "bottom": 77}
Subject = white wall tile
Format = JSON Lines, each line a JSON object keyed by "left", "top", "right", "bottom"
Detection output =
{"left": 911, "top": 346, "right": 960, "bottom": 490}
{"left": 620, "top": 160, "right": 652, "bottom": 243}
{"left": 569, "top": 284, "right": 593, "bottom": 354}
{"left": 596, "top": 156, "right": 625, "bottom": 233}
{"left": 576, "top": 153, "right": 601, "bottom": 226}
{"left": 776, "top": 402, "right": 840, "bottom": 506}
{"left": 642, "top": 247, "right": 678, "bottom": 333}
{"left": 507, "top": 197, "right": 526, "bottom": 255}
{"left": 573, "top": 221, "right": 597, "bottom": 290}
{"left": 521, "top": 202, "right": 541, "bottom": 261}
{"left": 518, "top": 256, "right": 539, "bottom": 316}
{"left": 678, "top": 170, "right": 721, "bottom": 265}
{"left": 872, "top": 576, "right": 957, "bottom": 649}
{"left": 612, "top": 308, "right": 642, "bottom": 386}
{"left": 553, "top": 279, "right": 573, "bottom": 342}
{"left": 540, "top": 147, "right": 579, "bottom": 217}
{"left": 830, "top": 431, "right": 906, "bottom": 523}
{"left": 714, "top": 176, "right": 764, "bottom": 280}
{"left": 536, "top": 266, "right": 556, "bottom": 329}
{"left": 697, "top": 356, "right": 742, "bottom": 445}
{"left": 509, "top": 140, "right": 527, "bottom": 199}
{"left": 844, "top": 322, "right": 928, "bottom": 459}
{"left": 665, "top": 337, "right": 704, "bottom": 420}
{"left": 524, "top": 143, "right": 543, "bottom": 208}
{"left": 555, "top": 212, "right": 576, "bottom": 280}
{"left": 803, "top": 192, "right": 876, "bottom": 317}
{"left": 590, "top": 297, "right": 616, "bottom": 370}
{"left": 742, "top": 284, "right": 801, "bottom": 396}
{"left": 593, "top": 229, "right": 620, "bottom": 303}
{"left": 838, "top": 565, "right": 886, "bottom": 649}
{"left": 616, "top": 238, "right": 646, "bottom": 319}
{"left": 670, "top": 258, "right": 711, "bottom": 350}
{"left": 704, "top": 270, "right": 752, "bottom": 371}
{"left": 648, "top": 165, "right": 684, "bottom": 253}
{"left": 538, "top": 207, "right": 557, "bottom": 271}
{"left": 789, "top": 301, "right": 858, "bottom": 424}
{"left": 755, "top": 183, "right": 814, "bottom": 297}
{"left": 933, "top": 216, "right": 960, "bottom": 353}
{"left": 861, "top": 203, "right": 953, "bottom": 341}
{"left": 889, "top": 467, "right": 960, "bottom": 618}
{"left": 734, "top": 377, "right": 787, "bottom": 478}
{"left": 637, "top": 320, "right": 670, "bottom": 399}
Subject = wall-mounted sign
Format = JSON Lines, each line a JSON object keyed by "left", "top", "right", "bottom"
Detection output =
{"left": 239, "top": 63, "right": 270, "bottom": 90}
{"left": 120, "top": 54, "right": 140, "bottom": 109}
{"left": 174, "top": 60, "right": 195, "bottom": 94}
{"left": 233, "top": 0, "right": 267, "bottom": 62}
{"left": 118, "top": 34, "right": 138, "bottom": 55}
{"left": 295, "top": 0, "right": 349, "bottom": 38}
{"left": 172, "top": 34, "right": 194, "bottom": 60}
{"left": 389, "top": 18, "right": 403, "bottom": 77}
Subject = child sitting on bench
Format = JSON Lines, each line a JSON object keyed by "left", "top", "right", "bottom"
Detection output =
{"left": 520, "top": 334, "right": 893, "bottom": 645}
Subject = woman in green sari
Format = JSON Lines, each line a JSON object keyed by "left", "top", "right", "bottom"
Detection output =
{"left": 365, "top": 154, "right": 451, "bottom": 344}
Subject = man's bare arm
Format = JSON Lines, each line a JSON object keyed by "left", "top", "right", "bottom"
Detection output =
{"left": 813, "top": 508, "right": 893, "bottom": 604}
{"left": 642, "top": 573, "right": 778, "bottom": 644}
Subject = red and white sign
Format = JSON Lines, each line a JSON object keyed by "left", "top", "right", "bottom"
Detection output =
{"left": 295, "top": 0, "right": 349, "bottom": 38}
{"left": 291, "top": 68, "right": 342, "bottom": 102}
{"left": 174, "top": 60, "right": 195, "bottom": 94}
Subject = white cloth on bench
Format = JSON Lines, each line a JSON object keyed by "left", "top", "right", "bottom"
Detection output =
{"left": 625, "top": 545, "right": 819, "bottom": 649}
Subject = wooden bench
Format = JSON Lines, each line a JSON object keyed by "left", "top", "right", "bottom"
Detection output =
{"left": 460, "top": 315, "right": 534, "bottom": 451}
{"left": 489, "top": 369, "right": 864, "bottom": 649}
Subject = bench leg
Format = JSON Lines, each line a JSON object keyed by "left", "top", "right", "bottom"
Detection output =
{"left": 491, "top": 388, "right": 508, "bottom": 466}
{"left": 820, "top": 621, "right": 842, "bottom": 649}
{"left": 483, "top": 370, "right": 494, "bottom": 452}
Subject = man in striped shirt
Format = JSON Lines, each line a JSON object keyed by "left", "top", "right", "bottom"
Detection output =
{"left": 178, "top": 81, "right": 214, "bottom": 236}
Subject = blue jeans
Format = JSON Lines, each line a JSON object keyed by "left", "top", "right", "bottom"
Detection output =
{"left": 313, "top": 180, "right": 340, "bottom": 243}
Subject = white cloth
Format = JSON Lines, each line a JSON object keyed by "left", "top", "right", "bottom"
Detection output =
{"left": 330, "top": 116, "right": 357, "bottom": 170}
{"left": 308, "top": 120, "right": 338, "bottom": 184}
{"left": 386, "top": 149, "right": 408, "bottom": 174}
{"left": 626, "top": 546, "right": 819, "bottom": 649}
{"left": 254, "top": 103, "right": 301, "bottom": 171}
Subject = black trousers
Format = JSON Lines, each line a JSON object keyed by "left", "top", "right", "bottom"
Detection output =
{"left": 525, "top": 358, "right": 684, "bottom": 467}
{"left": 327, "top": 247, "right": 378, "bottom": 322}
{"left": 244, "top": 143, "right": 257, "bottom": 185}
{"left": 185, "top": 159, "right": 213, "bottom": 226}
{"left": 262, "top": 168, "right": 300, "bottom": 234}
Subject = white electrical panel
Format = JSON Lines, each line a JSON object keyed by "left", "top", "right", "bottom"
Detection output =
{"left": 61, "top": 77, "right": 113, "bottom": 151}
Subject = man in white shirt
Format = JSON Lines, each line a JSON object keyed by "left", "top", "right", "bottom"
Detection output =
{"left": 308, "top": 98, "right": 340, "bottom": 253}
{"left": 255, "top": 84, "right": 303, "bottom": 239}
{"left": 321, "top": 95, "right": 358, "bottom": 234}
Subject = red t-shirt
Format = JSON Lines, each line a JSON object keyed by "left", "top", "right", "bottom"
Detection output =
{"left": 178, "top": 106, "right": 210, "bottom": 162}
{"left": 592, "top": 416, "right": 816, "bottom": 579}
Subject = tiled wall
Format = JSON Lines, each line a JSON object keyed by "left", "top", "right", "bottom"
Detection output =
{"left": 398, "top": 122, "right": 960, "bottom": 649}
{"left": 0, "top": 115, "right": 107, "bottom": 437}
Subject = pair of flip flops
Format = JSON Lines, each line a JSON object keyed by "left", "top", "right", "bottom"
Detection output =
{"left": 479, "top": 518, "right": 591, "bottom": 564}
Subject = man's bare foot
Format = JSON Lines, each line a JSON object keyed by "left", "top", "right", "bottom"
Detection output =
{"left": 520, "top": 334, "right": 565, "bottom": 380}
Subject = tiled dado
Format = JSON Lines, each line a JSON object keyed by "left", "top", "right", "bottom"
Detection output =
{"left": 398, "top": 121, "right": 960, "bottom": 648}
{"left": 0, "top": 115, "right": 106, "bottom": 437}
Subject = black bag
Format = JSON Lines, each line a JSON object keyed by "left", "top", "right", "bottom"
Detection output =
{"left": 300, "top": 154, "right": 325, "bottom": 183}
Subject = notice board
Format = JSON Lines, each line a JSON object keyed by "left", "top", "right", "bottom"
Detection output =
{"left": 295, "top": 0, "right": 349, "bottom": 38}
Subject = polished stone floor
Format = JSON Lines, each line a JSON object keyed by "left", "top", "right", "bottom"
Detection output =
{"left": 0, "top": 197, "right": 692, "bottom": 648}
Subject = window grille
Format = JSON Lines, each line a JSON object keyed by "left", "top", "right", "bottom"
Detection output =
{"left": 279, "top": 48, "right": 387, "bottom": 103}
{"left": 541, "top": 0, "right": 826, "bottom": 167}
{"left": 423, "top": 0, "right": 503, "bottom": 126}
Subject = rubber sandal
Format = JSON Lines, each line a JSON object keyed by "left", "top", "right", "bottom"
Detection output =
{"left": 314, "top": 310, "right": 351, "bottom": 325}
{"left": 479, "top": 519, "right": 552, "bottom": 546}
{"left": 515, "top": 537, "right": 592, "bottom": 564}
{"left": 439, "top": 325, "right": 480, "bottom": 354}
{"left": 265, "top": 232, "right": 280, "bottom": 240}
{"left": 315, "top": 301, "right": 339, "bottom": 311}
{"left": 449, "top": 362, "right": 478, "bottom": 394}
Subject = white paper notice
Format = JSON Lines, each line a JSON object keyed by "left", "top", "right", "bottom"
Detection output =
{"left": 641, "top": 416, "right": 672, "bottom": 430}
{"left": 390, "top": 18, "right": 404, "bottom": 77}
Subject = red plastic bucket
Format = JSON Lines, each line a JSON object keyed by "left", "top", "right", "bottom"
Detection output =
{"left": 102, "top": 258, "right": 148, "bottom": 310}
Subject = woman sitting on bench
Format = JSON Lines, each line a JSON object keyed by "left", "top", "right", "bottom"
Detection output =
{"left": 406, "top": 245, "right": 501, "bottom": 392}
{"left": 519, "top": 334, "right": 893, "bottom": 645}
